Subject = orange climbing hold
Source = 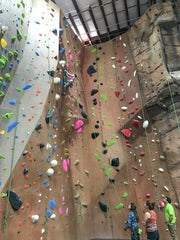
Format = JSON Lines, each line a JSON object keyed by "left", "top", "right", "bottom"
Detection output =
{"left": 21, "top": 206, "right": 24, "bottom": 210}
{"left": 24, "top": 185, "right": 28, "bottom": 189}
{"left": 18, "top": 221, "right": 23, "bottom": 227}
{"left": 26, "top": 203, "right": 30, "bottom": 208}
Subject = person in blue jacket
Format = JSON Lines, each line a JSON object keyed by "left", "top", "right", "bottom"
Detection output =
{"left": 124, "top": 202, "right": 140, "bottom": 240}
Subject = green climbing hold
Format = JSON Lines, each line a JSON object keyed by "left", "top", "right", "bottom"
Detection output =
{"left": 95, "top": 153, "right": 101, "bottom": 161}
{"left": 107, "top": 141, "right": 115, "bottom": 147}
{"left": 115, "top": 203, "right": 124, "bottom": 210}
{"left": 111, "top": 134, "right": 115, "bottom": 140}
{"left": 99, "top": 76, "right": 104, "bottom": 80}
{"left": 3, "top": 167, "right": 7, "bottom": 171}
{"left": 123, "top": 181, "right": 128, "bottom": 185}
{"left": 3, "top": 113, "right": 13, "bottom": 119}
{"left": 96, "top": 53, "right": 100, "bottom": 57}
{"left": 17, "top": 3, "right": 21, "bottom": 8}
{"left": 0, "top": 55, "right": 8, "bottom": 69}
{"left": 22, "top": 13, "right": 25, "bottom": 18}
{"left": 101, "top": 94, "right": 108, "bottom": 101}
{"left": 14, "top": 51, "right": 19, "bottom": 56}
{"left": 105, "top": 168, "right": 111, "bottom": 176}
{"left": 100, "top": 66, "right": 103, "bottom": 71}
{"left": 92, "top": 113, "right": 95, "bottom": 116}
{"left": 5, "top": 73, "right": 11, "bottom": 81}
{"left": 107, "top": 123, "right": 112, "bottom": 126}
{"left": 21, "top": 19, "right": 24, "bottom": 25}
{"left": 91, "top": 48, "right": 97, "bottom": 53}
{"left": 110, "top": 86, "right": 115, "bottom": 89}
{"left": 8, "top": 51, "right": 14, "bottom": 57}
{"left": 138, "top": 228, "right": 142, "bottom": 235}
{"left": 16, "top": 88, "right": 21, "bottom": 92}
{"left": 11, "top": 36, "right": 16, "bottom": 43}
{"left": 0, "top": 91, "right": 5, "bottom": 97}
{"left": 102, "top": 163, "right": 106, "bottom": 170}
{"left": 0, "top": 154, "right": 6, "bottom": 159}
{"left": 102, "top": 115, "right": 107, "bottom": 119}
{"left": 0, "top": 81, "right": 2, "bottom": 87}
{"left": 1, "top": 192, "right": 7, "bottom": 198}
{"left": 21, "top": 0, "right": 25, "bottom": 7}
{"left": 17, "top": 29, "right": 23, "bottom": 40}
{"left": 24, "top": 34, "right": 27, "bottom": 40}
{"left": 122, "top": 192, "right": 128, "bottom": 198}
{"left": 91, "top": 107, "right": 94, "bottom": 110}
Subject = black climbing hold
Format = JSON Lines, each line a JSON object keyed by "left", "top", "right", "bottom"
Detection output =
{"left": 94, "top": 79, "right": 97, "bottom": 82}
{"left": 79, "top": 103, "right": 83, "bottom": 109}
{"left": 109, "top": 178, "right": 115, "bottom": 183}
{"left": 35, "top": 122, "right": 42, "bottom": 131}
{"left": 103, "top": 149, "right": 107, "bottom": 154}
{"left": 100, "top": 83, "right": 103, "bottom": 85}
{"left": 102, "top": 142, "right": 107, "bottom": 148}
{"left": 116, "top": 169, "right": 120, "bottom": 172}
{"left": 6, "top": 190, "right": 23, "bottom": 211}
{"left": 111, "top": 158, "right": 119, "bottom": 167}
{"left": 96, "top": 57, "right": 100, "bottom": 61}
{"left": 81, "top": 111, "right": 87, "bottom": 119}
{"left": 95, "top": 124, "right": 99, "bottom": 129}
{"left": 97, "top": 120, "right": 99, "bottom": 123}
{"left": 93, "top": 62, "right": 96, "bottom": 65}
{"left": 54, "top": 56, "right": 57, "bottom": 60}
{"left": 40, "top": 143, "right": 45, "bottom": 149}
{"left": 87, "top": 65, "right": 96, "bottom": 76}
{"left": 23, "top": 168, "right": 29, "bottom": 175}
{"left": 52, "top": 28, "right": 57, "bottom": 35}
{"left": 101, "top": 192, "right": 105, "bottom": 195}
{"left": 91, "top": 89, "right": 98, "bottom": 96}
{"left": 99, "top": 47, "right": 102, "bottom": 50}
{"left": 47, "top": 70, "right": 55, "bottom": 77}
{"left": 99, "top": 201, "right": 108, "bottom": 212}
{"left": 91, "top": 132, "right": 99, "bottom": 139}
{"left": 45, "top": 109, "right": 55, "bottom": 124}
{"left": 93, "top": 98, "right": 97, "bottom": 105}
{"left": 23, "top": 150, "right": 28, "bottom": 156}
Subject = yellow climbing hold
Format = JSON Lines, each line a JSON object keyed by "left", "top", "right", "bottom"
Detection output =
{"left": 0, "top": 77, "right": 3, "bottom": 80}
{"left": 1, "top": 38, "right": 7, "bottom": 48}
{"left": 0, "top": 130, "right": 5, "bottom": 135}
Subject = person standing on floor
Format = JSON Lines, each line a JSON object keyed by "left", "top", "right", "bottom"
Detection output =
{"left": 124, "top": 202, "right": 140, "bottom": 240}
{"left": 143, "top": 201, "right": 159, "bottom": 240}
{"left": 163, "top": 196, "right": 177, "bottom": 240}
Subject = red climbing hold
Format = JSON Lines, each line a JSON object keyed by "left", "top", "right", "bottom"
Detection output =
{"left": 115, "top": 91, "right": 120, "bottom": 97}
{"left": 121, "top": 129, "right": 131, "bottom": 138}
{"left": 129, "top": 100, "right": 133, "bottom": 104}
{"left": 140, "top": 171, "right": 145, "bottom": 176}
{"left": 140, "top": 152, "right": 145, "bottom": 156}
{"left": 132, "top": 119, "right": 140, "bottom": 127}
{"left": 132, "top": 165, "right": 138, "bottom": 170}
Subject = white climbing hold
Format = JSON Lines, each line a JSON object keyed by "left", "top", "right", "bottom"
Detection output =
{"left": 143, "top": 120, "right": 149, "bottom": 128}
{"left": 134, "top": 70, "right": 136, "bottom": 77}
{"left": 31, "top": 215, "right": 39, "bottom": 224}
{"left": 50, "top": 213, "right": 56, "bottom": 220}
{"left": 46, "top": 143, "right": 52, "bottom": 150}
{"left": 111, "top": 57, "right": 116, "bottom": 60}
{"left": 123, "top": 43, "right": 126, "bottom": 47}
{"left": 51, "top": 160, "right": 58, "bottom": 168}
{"left": 121, "top": 106, "right": 127, "bottom": 111}
{"left": 2, "top": 26, "right": 8, "bottom": 31}
{"left": 137, "top": 115, "right": 142, "bottom": 120}
{"left": 54, "top": 77, "right": 61, "bottom": 84}
{"left": 55, "top": 94, "right": 60, "bottom": 101}
{"left": 59, "top": 60, "right": 66, "bottom": 67}
{"left": 47, "top": 168, "right": 54, "bottom": 176}
{"left": 122, "top": 66, "right": 126, "bottom": 70}
{"left": 132, "top": 178, "right": 136, "bottom": 183}
{"left": 159, "top": 168, "right": 164, "bottom": 172}
{"left": 164, "top": 186, "right": 169, "bottom": 192}
{"left": 41, "top": 229, "right": 45, "bottom": 234}
{"left": 128, "top": 79, "right": 131, "bottom": 87}
{"left": 112, "top": 64, "right": 116, "bottom": 69}
{"left": 136, "top": 93, "right": 138, "bottom": 98}
{"left": 119, "top": 36, "right": 122, "bottom": 40}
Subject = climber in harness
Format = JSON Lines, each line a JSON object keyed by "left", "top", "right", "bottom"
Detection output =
{"left": 62, "top": 69, "right": 75, "bottom": 94}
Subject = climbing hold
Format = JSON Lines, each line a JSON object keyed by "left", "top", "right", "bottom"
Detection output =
{"left": 143, "top": 120, "right": 149, "bottom": 128}
{"left": 158, "top": 168, "right": 164, "bottom": 172}
{"left": 50, "top": 213, "right": 56, "bottom": 220}
{"left": 101, "top": 94, "right": 108, "bottom": 101}
{"left": 45, "top": 110, "right": 55, "bottom": 124}
{"left": 74, "top": 119, "right": 84, "bottom": 133}
{"left": 63, "top": 159, "right": 68, "bottom": 172}
{"left": 146, "top": 193, "right": 151, "bottom": 198}
{"left": 3, "top": 112, "right": 13, "bottom": 119}
{"left": 160, "top": 155, "right": 165, "bottom": 161}
{"left": 164, "top": 186, "right": 169, "bottom": 192}
{"left": 17, "top": 29, "right": 23, "bottom": 40}
{"left": 87, "top": 65, "right": 96, "bottom": 76}
{"left": 0, "top": 154, "right": 6, "bottom": 159}
{"left": 7, "top": 190, "right": 23, "bottom": 210}
{"left": 59, "top": 28, "right": 63, "bottom": 37}
{"left": 122, "top": 193, "right": 128, "bottom": 198}
{"left": 115, "top": 203, "right": 124, "bottom": 210}
{"left": 99, "top": 201, "right": 108, "bottom": 212}
{"left": 121, "top": 129, "right": 131, "bottom": 138}
{"left": 7, "top": 121, "right": 19, "bottom": 133}
{"left": 47, "top": 168, "right": 54, "bottom": 176}
{"left": 77, "top": 50, "right": 81, "bottom": 56}
{"left": 159, "top": 200, "right": 165, "bottom": 208}
{"left": 81, "top": 111, "right": 87, "bottom": 119}
{"left": 51, "top": 160, "right": 57, "bottom": 167}
{"left": 5, "top": 73, "right": 11, "bottom": 81}
{"left": 49, "top": 200, "right": 56, "bottom": 210}
{"left": 91, "top": 89, "right": 98, "bottom": 96}
{"left": 115, "top": 91, "right": 120, "bottom": 97}
{"left": 111, "top": 158, "right": 119, "bottom": 167}
{"left": 95, "top": 153, "right": 101, "bottom": 161}
{"left": 107, "top": 141, "right": 115, "bottom": 147}
{"left": 91, "top": 132, "right": 99, "bottom": 139}
{"left": 54, "top": 77, "right": 61, "bottom": 84}
{"left": 0, "top": 55, "right": 8, "bottom": 69}
{"left": 105, "top": 168, "right": 111, "bottom": 176}
{"left": 132, "top": 119, "right": 140, "bottom": 127}
{"left": 46, "top": 210, "right": 52, "bottom": 218}
{"left": 23, "top": 84, "right": 32, "bottom": 90}
{"left": 55, "top": 94, "right": 60, "bottom": 101}
{"left": 59, "top": 208, "right": 62, "bottom": 215}
{"left": 31, "top": 215, "right": 39, "bottom": 223}
{"left": 35, "top": 51, "right": 40, "bottom": 56}
{"left": 1, "top": 39, "right": 7, "bottom": 48}
{"left": 121, "top": 106, "right": 127, "bottom": 111}
{"left": 74, "top": 192, "right": 80, "bottom": 200}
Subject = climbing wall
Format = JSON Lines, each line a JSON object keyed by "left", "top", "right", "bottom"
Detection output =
{"left": 0, "top": 1, "right": 180, "bottom": 240}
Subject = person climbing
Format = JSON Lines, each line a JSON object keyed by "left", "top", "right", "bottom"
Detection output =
{"left": 163, "top": 196, "right": 177, "bottom": 240}
{"left": 124, "top": 202, "right": 140, "bottom": 240}
{"left": 62, "top": 69, "right": 75, "bottom": 94}
{"left": 143, "top": 200, "right": 159, "bottom": 240}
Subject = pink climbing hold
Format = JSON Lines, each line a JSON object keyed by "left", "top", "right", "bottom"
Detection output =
{"left": 59, "top": 208, "right": 63, "bottom": 215}
{"left": 146, "top": 193, "right": 151, "bottom": 198}
{"left": 126, "top": 143, "right": 131, "bottom": 148}
{"left": 132, "top": 119, "right": 140, "bottom": 127}
{"left": 74, "top": 119, "right": 84, "bottom": 133}
{"left": 69, "top": 54, "right": 73, "bottom": 62}
{"left": 132, "top": 165, "right": 138, "bottom": 170}
{"left": 121, "top": 129, "right": 131, "bottom": 138}
{"left": 140, "top": 152, "right": 145, "bottom": 156}
{"left": 77, "top": 50, "right": 81, "bottom": 56}
{"left": 63, "top": 159, "right": 68, "bottom": 172}
{"left": 125, "top": 140, "right": 129, "bottom": 144}
{"left": 66, "top": 63, "right": 70, "bottom": 70}
{"left": 159, "top": 200, "right": 165, "bottom": 208}
{"left": 68, "top": 49, "right": 71, "bottom": 54}
{"left": 65, "top": 208, "right": 69, "bottom": 216}
{"left": 66, "top": 158, "right": 70, "bottom": 165}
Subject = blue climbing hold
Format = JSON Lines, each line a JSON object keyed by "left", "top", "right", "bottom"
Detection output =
{"left": 49, "top": 200, "right": 56, "bottom": 210}
{"left": 7, "top": 121, "right": 20, "bottom": 133}
{"left": 59, "top": 28, "right": 63, "bottom": 37}
{"left": 60, "top": 47, "right": 65, "bottom": 56}
{"left": 9, "top": 100, "right": 16, "bottom": 105}
{"left": 17, "top": 58, "right": 20, "bottom": 63}
{"left": 2, "top": 81, "right": 6, "bottom": 89}
{"left": 35, "top": 51, "right": 40, "bottom": 56}
{"left": 46, "top": 210, "right": 52, "bottom": 217}
{"left": 43, "top": 179, "right": 47, "bottom": 184}
{"left": 39, "top": 172, "right": 43, "bottom": 177}
{"left": 4, "top": 48, "right": 8, "bottom": 53}
{"left": 53, "top": 146, "right": 56, "bottom": 152}
{"left": 35, "top": 21, "right": 40, "bottom": 24}
{"left": 23, "top": 84, "right": 32, "bottom": 90}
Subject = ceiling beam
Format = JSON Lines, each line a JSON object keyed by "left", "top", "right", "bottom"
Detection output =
{"left": 68, "top": 13, "right": 81, "bottom": 38}
{"left": 123, "top": 0, "right": 130, "bottom": 26}
{"left": 71, "top": 0, "right": 91, "bottom": 41}
{"left": 89, "top": 6, "right": 101, "bottom": 42}
{"left": 112, "top": 0, "right": 120, "bottom": 32}
{"left": 137, "top": 0, "right": 141, "bottom": 17}
{"left": 98, "top": 0, "right": 110, "bottom": 38}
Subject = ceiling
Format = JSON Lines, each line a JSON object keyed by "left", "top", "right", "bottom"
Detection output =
{"left": 53, "top": 0, "right": 179, "bottom": 44}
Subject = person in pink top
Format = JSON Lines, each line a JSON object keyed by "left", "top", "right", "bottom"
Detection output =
{"left": 143, "top": 201, "right": 159, "bottom": 240}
